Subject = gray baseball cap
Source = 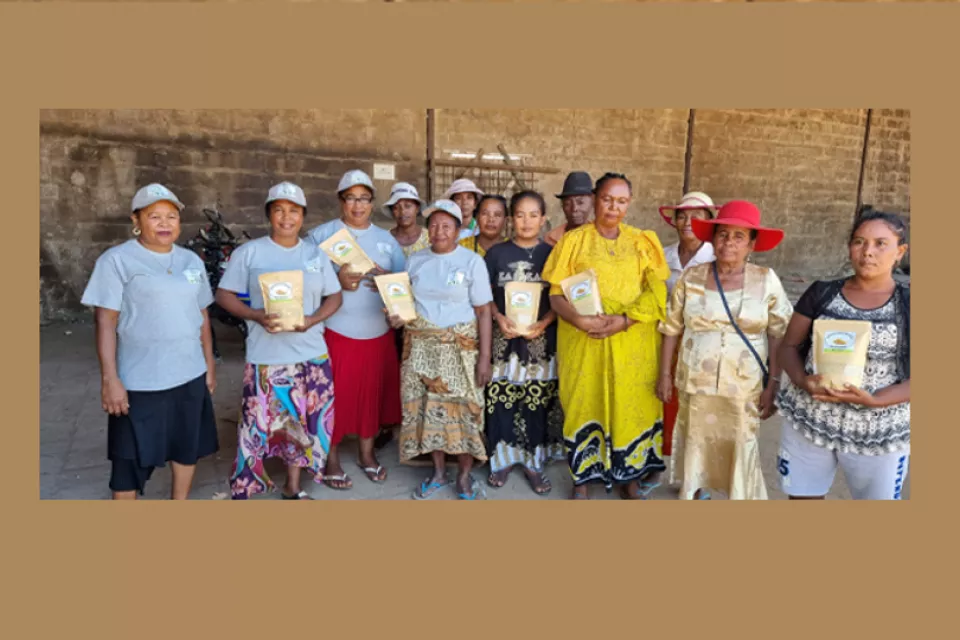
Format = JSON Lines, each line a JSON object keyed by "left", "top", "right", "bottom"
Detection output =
{"left": 265, "top": 181, "right": 307, "bottom": 208}
{"left": 422, "top": 199, "right": 463, "bottom": 225}
{"left": 131, "top": 183, "right": 185, "bottom": 212}
{"left": 337, "top": 169, "right": 376, "bottom": 196}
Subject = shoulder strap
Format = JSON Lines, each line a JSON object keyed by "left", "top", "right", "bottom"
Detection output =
{"left": 713, "top": 263, "right": 769, "bottom": 387}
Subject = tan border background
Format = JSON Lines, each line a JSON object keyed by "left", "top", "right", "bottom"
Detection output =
{"left": 6, "top": 2, "right": 952, "bottom": 638}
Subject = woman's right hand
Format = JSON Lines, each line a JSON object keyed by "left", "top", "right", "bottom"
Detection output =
{"left": 385, "top": 309, "right": 407, "bottom": 330}
{"left": 102, "top": 376, "right": 129, "bottom": 416}
{"left": 495, "top": 312, "right": 520, "bottom": 339}
{"left": 252, "top": 309, "right": 284, "bottom": 333}
{"left": 801, "top": 374, "right": 826, "bottom": 396}
{"left": 338, "top": 265, "right": 365, "bottom": 293}
{"left": 656, "top": 374, "right": 674, "bottom": 404}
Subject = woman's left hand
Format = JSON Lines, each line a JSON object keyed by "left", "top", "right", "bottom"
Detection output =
{"left": 587, "top": 315, "right": 628, "bottom": 339}
{"left": 293, "top": 314, "right": 320, "bottom": 333}
{"left": 523, "top": 319, "right": 549, "bottom": 340}
{"left": 813, "top": 384, "right": 878, "bottom": 407}
{"left": 758, "top": 384, "right": 778, "bottom": 420}
{"left": 475, "top": 360, "right": 492, "bottom": 387}
{"left": 365, "top": 266, "right": 389, "bottom": 291}
{"left": 206, "top": 369, "right": 217, "bottom": 395}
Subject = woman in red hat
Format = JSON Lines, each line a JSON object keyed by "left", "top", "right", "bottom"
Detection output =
{"left": 657, "top": 192, "right": 717, "bottom": 469}
{"left": 656, "top": 200, "right": 793, "bottom": 500}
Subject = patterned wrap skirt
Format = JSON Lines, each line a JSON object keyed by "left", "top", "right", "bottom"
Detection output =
{"left": 399, "top": 318, "right": 487, "bottom": 463}
{"left": 230, "top": 355, "right": 334, "bottom": 500}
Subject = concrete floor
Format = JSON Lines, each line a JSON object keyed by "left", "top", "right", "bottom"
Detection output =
{"left": 39, "top": 322, "right": 909, "bottom": 501}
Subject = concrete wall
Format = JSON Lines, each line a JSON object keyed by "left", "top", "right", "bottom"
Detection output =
{"left": 39, "top": 108, "right": 910, "bottom": 322}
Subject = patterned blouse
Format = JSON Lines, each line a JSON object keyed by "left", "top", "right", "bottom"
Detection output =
{"left": 395, "top": 228, "right": 430, "bottom": 258}
{"left": 777, "top": 289, "right": 910, "bottom": 456}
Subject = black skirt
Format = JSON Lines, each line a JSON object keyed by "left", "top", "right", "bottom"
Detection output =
{"left": 107, "top": 373, "right": 219, "bottom": 472}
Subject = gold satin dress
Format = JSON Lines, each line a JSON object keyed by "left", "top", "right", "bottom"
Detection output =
{"left": 659, "top": 262, "right": 793, "bottom": 500}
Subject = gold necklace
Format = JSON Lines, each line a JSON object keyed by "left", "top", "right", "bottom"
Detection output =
{"left": 140, "top": 239, "right": 175, "bottom": 274}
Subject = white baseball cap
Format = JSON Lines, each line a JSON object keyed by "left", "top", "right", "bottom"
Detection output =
{"left": 422, "top": 199, "right": 463, "bottom": 225}
{"left": 382, "top": 182, "right": 422, "bottom": 215}
{"left": 265, "top": 181, "right": 307, "bottom": 208}
{"left": 131, "top": 183, "right": 185, "bottom": 212}
{"left": 337, "top": 169, "right": 376, "bottom": 197}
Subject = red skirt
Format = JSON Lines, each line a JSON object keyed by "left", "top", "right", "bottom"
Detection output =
{"left": 326, "top": 328, "right": 402, "bottom": 446}
{"left": 663, "top": 343, "right": 680, "bottom": 457}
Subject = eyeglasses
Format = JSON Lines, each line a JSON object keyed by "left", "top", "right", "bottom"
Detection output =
{"left": 342, "top": 196, "right": 373, "bottom": 206}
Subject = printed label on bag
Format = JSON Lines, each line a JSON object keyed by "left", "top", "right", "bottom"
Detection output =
{"left": 570, "top": 282, "right": 592, "bottom": 302}
{"left": 823, "top": 331, "right": 856, "bottom": 353}
{"left": 386, "top": 282, "right": 408, "bottom": 298}
{"left": 267, "top": 282, "right": 295, "bottom": 301}
{"left": 330, "top": 240, "right": 354, "bottom": 260}
{"left": 509, "top": 290, "right": 534, "bottom": 309}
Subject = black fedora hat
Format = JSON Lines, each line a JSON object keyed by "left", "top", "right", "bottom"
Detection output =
{"left": 555, "top": 171, "right": 594, "bottom": 199}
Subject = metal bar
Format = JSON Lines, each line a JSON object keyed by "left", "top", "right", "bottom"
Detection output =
{"left": 425, "top": 108, "right": 435, "bottom": 202}
{"left": 433, "top": 158, "right": 561, "bottom": 174}
{"left": 855, "top": 108, "right": 873, "bottom": 217}
{"left": 682, "top": 109, "right": 696, "bottom": 195}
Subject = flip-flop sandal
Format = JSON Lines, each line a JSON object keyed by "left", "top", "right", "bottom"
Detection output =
{"left": 487, "top": 470, "right": 510, "bottom": 488}
{"left": 359, "top": 465, "right": 387, "bottom": 483}
{"left": 413, "top": 478, "right": 449, "bottom": 500}
{"left": 524, "top": 470, "right": 552, "bottom": 496}
{"left": 458, "top": 489, "right": 479, "bottom": 500}
{"left": 322, "top": 473, "right": 352, "bottom": 490}
{"left": 697, "top": 490, "right": 712, "bottom": 500}
{"left": 458, "top": 475, "right": 486, "bottom": 500}
{"left": 637, "top": 480, "right": 662, "bottom": 497}
{"left": 619, "top": 484, "right": 652, "bottom": 500}
{"left": 281, "top": 490, "right": 313, "bottom": 500}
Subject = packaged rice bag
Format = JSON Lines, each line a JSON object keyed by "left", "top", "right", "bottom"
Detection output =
{"left": 505, "top": 281, "right": 543, "bottom": 336}
{"left": 375, "top": 272, "right": 417, "bottom": 322}
{"left": 258, "top": 270, "right": 305, "bottom": 332}
{"left": 319, "top": 228, "right": 377, "bottom": 275}
{"left": 812, "top": 318, "right": 873, "bottom": 390}
{"left": 560, "top": 269, "right": 603, "bottom": 316}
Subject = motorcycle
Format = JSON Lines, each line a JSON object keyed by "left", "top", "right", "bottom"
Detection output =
{"left": 184, "top": 207, "right": 252, "bottom": 360}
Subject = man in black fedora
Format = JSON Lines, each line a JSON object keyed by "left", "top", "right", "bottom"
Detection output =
{"left": 546, "top": 171, "right": 594, "bottom": 246}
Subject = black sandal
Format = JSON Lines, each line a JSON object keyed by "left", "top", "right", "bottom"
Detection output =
{"left": 282, "top": 490, "right": 313, "bottom": 500}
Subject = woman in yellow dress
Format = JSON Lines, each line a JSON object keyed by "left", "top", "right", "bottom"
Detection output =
{"left": 656, "top": 201, "right": 792, "bottom": 500}
{"left": 543, "top": 172, "right": 670, "bottom": 500}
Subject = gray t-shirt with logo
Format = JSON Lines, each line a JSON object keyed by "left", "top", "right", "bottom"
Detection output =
{"left": 80, "top": 239, "right": 214, "bottom": 392}
{"left": 407, "top": 246, "right": 493, "bottom": 328}
{"left": 307, "top": 219, "right": 406, "bottom": 340}
{"left": 218, "top": 236, "right": 342, "bottom": 366}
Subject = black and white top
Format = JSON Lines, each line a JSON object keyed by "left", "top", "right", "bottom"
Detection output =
{"left": 777, "top": 286, "right": 910, "bottom": 456}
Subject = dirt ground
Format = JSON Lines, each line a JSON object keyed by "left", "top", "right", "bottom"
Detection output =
{"left": 38, "top": 322, "right": 909, "bottom": 501}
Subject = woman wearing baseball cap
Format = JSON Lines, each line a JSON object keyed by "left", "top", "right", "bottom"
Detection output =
{"left": 307, "top": 170, "right": 406, "bottom": 490}
{"left": 657, "top": 200, "right": 793, "bottom": 500}
{"left": 80, "top": 183, "right": 219, "bottom": 499}
{"left": 387, "top": 199, "right": 494, "bottom": 500}
{"left": 385, "top": 182, "right": 430, "bottom": 258}
{"left": 216, "top": 181, "right": 344, "bottom": 500}
{"left": 656, "top": 192, "right": 717, "bottom": 469}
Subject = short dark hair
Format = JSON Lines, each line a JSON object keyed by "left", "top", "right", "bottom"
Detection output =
{"left": 476, "top": 194, "right": 508, "bottom": 215}
{"left": 508, "top": 191, "right": 545, "bottom": 217}
{"left": 850, "top": 205, "right": 908, "bottom": 246}
{"left": 594, "top": 172, "right": 633, "bottom": 195}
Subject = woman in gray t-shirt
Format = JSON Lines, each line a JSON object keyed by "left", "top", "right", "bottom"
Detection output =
{"left": 80, "top": 184, "right": 219, "bottom": 500}
{"left": 388, "top": 199, "right": 494, "bottom": 500}
{"left": 216, "top": 182, "right": 344, "bottom": 500}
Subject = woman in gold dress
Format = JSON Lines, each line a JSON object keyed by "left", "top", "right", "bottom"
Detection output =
{"left": 657, "top": 201, "right": 792, "bottom": 500}
{"left": 543, "top": 172, "right": 670, "bottom": 500}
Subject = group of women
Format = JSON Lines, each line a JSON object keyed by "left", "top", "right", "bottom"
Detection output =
{"left": 80, "top": 167, "right": 911, "bottom": 501}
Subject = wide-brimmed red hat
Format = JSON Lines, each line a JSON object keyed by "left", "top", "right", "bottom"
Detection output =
{"left": 690, "top": 200, "right": 784, "bottom": 252}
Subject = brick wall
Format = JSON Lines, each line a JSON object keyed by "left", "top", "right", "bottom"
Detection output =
{"left": 39, "top": 108, "right": 910, "bottom": 322}
{"left": 40, "top": 109, "right": 426, "bottom": 321}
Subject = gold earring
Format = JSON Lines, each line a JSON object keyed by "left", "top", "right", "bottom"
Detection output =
{"left": 132, "top": 226, "right": 141, "bottom": 237}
